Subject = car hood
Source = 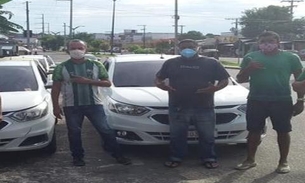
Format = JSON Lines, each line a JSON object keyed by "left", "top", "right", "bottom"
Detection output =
{"left": 1, "top": 91, "right": 45, "bottom": 112}
{"left": 106, "top": 85, "right": 248, "bottom": 107}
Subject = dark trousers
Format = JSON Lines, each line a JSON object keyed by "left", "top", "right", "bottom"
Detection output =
{"left": 63, "top": 105, "right": 122, "bottom": 158}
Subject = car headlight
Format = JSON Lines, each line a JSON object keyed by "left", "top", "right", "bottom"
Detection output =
{"left": 237, "top": 104, "right": 247, "bottom": 113}
{"left": 9, "top": 101, "right": 48, "bottom": 122}
{"left": 108, "top": 98, "right": 150, "bottom": 116}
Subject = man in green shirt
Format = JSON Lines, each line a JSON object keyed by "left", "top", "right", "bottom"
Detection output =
{"left": 235, "top": 31, "right": 304, "bottom": 173}
{"left": 52, "top": 39, "right": 131, "bottom": 166}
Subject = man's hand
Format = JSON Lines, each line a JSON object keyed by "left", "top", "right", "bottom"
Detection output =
{"left": 292, "top": 81, "right": 305, "bottom": 94}
{"left": 70, "top": 76, "right": 91, "bottom": 84}
{"left": 155, "top": 79, "right": 176, "bottom": 92}
{"left": 53, "top": 105, "right": 63, "bottom": 119}
{"left": 196, "top": 83, "right": 218, "bottom": 94}
{"left": 247, "top": 61, "right": 265, "bottom": 71}
{"left": 293, "top": 101, "right": 304, "bottom": 116}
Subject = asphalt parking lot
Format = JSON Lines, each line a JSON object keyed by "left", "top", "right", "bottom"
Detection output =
{"left": 1, "top": 52, "right": 305, "bottom": 183}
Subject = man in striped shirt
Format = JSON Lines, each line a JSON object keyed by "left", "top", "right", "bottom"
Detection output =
{"left": 51, "top": 39, "right": 131, "bottom": 166}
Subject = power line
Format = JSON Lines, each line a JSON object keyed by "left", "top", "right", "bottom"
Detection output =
{"left": 225, "top": 18, "right": 239, "bottom": 36}
{"left": 138, "top": 25, "right": 146, "bottom": 48}
{"left": 281, "top": 0, "right": 304, "bottom": 17}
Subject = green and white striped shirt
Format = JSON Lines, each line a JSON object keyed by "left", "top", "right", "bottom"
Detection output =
{"left": 52, "top": 59, "right": 108, "bottom": 107}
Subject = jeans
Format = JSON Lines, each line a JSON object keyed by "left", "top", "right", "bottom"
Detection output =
{"left": 63, "top": 105, "right": 122, "bottom": 159}
{"left": 168, "top": 107, "right": 217, "bottom": 162}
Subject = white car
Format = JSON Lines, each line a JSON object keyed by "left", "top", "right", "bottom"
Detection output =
{"left": 101, "top": 54, "right": 265, "bottom": 145}
{"left": 0, "top": 59, "right": 56, "bottom": 153}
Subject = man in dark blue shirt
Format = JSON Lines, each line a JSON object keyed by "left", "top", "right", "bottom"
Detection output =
{"left": 155, "top": 39, "right": 229, "bottom": 169}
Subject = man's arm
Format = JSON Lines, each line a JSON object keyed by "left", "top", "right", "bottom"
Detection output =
{"left": 196, "top": 78, "right": 229, "bottom": 94}
{"left": 292, "top": 69, "right": 304, "bottom": 116}
{"left": 70, "top": 76, "right": 111, "bottom": 87}
{"left": 51, "top": 81, "right": 63, "bottom": 119}
{"left": 154, "top": 77, "right": 175, "bottom": 91}
{"left": 236, "top": 61, "right": 265, "bottom": 83}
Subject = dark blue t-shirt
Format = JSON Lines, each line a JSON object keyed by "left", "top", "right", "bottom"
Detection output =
{"left": 156, "top": 56, "right": 229, "bottom": 108}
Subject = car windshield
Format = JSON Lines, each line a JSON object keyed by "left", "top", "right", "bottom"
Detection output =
{"left": 0, "top": 66, "right": 38, "bottom": 92}
{"left": 113, "top": 61, "right": 164, "bottom": 87}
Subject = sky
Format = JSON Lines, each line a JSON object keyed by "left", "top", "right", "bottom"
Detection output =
{"left": 2, "top": 0, "right": 305, "bottom": 35}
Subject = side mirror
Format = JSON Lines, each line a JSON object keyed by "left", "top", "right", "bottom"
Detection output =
{"left": 45, "top": 81, "right": 53, "bottom": 89}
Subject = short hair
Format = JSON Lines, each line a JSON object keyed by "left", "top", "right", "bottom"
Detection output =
{"left": 178, "top": 39, "right": 198, "bottom": 46}
{"left": 258, "top": 31, "right": 280, "bottom": 42}
{"left": 67, "top": 39, "right": 87, "bottom": 50}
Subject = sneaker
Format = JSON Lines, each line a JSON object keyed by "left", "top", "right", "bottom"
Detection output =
{"left": 115, "top": 156, "right": 132, "bottom": 165}
{"left": 276, "top": 163, "right": 290, "bottom": 174}
{"left": 73, "top": 157, "right": 85, "bottom": 166}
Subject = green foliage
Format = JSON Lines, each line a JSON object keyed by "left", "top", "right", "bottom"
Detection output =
{"left": 155, "top": 40, "right": 172, "bottom": 53}
{"left": 205, "top": 33, "right": 215, "bottom": 38}
{"left": 100, "top": 42, "right": 110, "bottom": 52}
{"left": 72, "top": 32, "right": 95, "bottom": 45}
{"left": 179, "top": 31, "right": 206, "bottom": 40}
{"left": 127, "top": 45, "right": 141, "bottom": 52}
{"left": 0, "top": 0, "right": 11, "bottom": 5}
{"left": 0, "top": 4, "right": 23, "bottom": 33}
{"left": 133, "top": 48, "right": 156, "bottom": 54}
{"left": 40, "top": 35, "right": 65, "bottom": 51}
{"left": 240, "top": 5, "right": 305, "bottom": 39}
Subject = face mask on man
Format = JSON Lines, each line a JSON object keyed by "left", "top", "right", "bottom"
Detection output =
{"left": 69, "top": 49, "right": 85, "bottom": 59}
{"left": 180, "top": 48, "right": 197, "bottom": 58}
{"left": 259, "top": 43, "right": 278, "bottom": 53}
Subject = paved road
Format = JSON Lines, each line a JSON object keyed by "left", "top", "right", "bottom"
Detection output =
{"left": 1, "top": 52, "right": 305, "bottom": 183}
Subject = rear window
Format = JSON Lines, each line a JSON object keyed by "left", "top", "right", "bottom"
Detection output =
{"left": 113, "top": 61, "right": 164, "bottom": 87}
{"left": 0, "top": 66, "right": 38, "bottom": 92}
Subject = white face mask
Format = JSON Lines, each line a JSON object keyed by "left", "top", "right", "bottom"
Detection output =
{"left": 69, "top": 49, "right": 85, "bottom": 59}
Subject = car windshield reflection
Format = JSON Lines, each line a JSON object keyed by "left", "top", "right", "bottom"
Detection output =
{"left": 0, "top": 66, "right": 38, "bottom": 92}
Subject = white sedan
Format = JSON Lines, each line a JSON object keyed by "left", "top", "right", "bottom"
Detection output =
{"left": 0, "top": 59, "right": 56, "bottom": 153}
{"left": 101, "top": 54, "right": 266, "bottom": 145}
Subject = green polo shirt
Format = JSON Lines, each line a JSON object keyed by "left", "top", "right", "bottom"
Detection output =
{"left": 52, "top": 59, "right": 108, "bottom": 106}
{"left": 240, "top": 50, "right": 302, "bottom": 101}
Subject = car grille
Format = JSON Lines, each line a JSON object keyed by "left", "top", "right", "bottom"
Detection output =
{"left": 147, "top": 130, "right": 244, "bottom": 141}
{"left": 0, "top": 138, "right": 15, "bottom": 147}
{"left": 151, "top": 113, "right": 238, "bottom": 125}
{"left": 0, "top": 121, "right": 9, "bottom": 130}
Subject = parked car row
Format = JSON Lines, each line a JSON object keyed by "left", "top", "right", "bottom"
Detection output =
{"left": 0, "top": 53, "right": 266, "bottom": 154}
{"left": 0, "top": 55, "right": 57, "bottom": 154}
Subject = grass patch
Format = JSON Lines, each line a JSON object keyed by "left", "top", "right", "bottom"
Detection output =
{"left": 220, "top": 60, "right": 240, "bottom": 67}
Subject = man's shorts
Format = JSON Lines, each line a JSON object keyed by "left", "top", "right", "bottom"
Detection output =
{"left": 246, "top": 100, "right": 293, "bottom": 133}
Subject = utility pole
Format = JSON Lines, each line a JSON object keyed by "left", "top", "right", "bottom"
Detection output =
{"left": 225, "top": 18, "right": 239, "bottom": 36}
{"left": 26, "top": 1, "right": 30, "bottom": 49}
{"left": 281, "top": 0, "right": 303, "bottom": 18}
{"left": 174, "top": 0, "right": 179, "bottom": 55}
{"left": 110, "top": 0, "right": 116, "bottom": 55}
{"left": 179, "top": 25, "right": 185, "bottom": 35}
{"left": 41, "top": 14, "right": 45, "bottom": 37}
{"left": 46, "top": 23, "right": 50, "bottom": 34}
{"left": 63, "top": 23, "right": 67, "bottom": 47}
{"left": 57, "top": 0, "right": 73, "bottom": 38}
{"left": 138, "top": 25, "right": 146, "bottom": 48}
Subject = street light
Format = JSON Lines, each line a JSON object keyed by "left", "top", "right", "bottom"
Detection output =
{"left": 69, "top": 25, "right": 85, "bottom": 38}
{"left": 110, "top": 0, "right": 117, "bottom": 55}
{"left": 57, "top": 0, "right": 73, "bottom": 38}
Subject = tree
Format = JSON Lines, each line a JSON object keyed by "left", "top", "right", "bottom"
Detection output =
{"left": 0, "top": 2, "right": 23, "bottom": 34}
{"left": 179, "top": 31, "right": 206, "bottom": 40}
{"left": 155, "top": 40, "right": 173, "bottom": 53}
{"left": 72, "top": 32, "right": 95, "bottom": 45}
{"left": 239, "top": 5, "right": 305, "bottom": 39}
{"left": 40, "top": 34, "right": 64, "bottom": 51}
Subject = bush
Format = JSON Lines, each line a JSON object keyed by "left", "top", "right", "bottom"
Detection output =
{"left": 133, "top": 48, "right": 156, "bottom": 54}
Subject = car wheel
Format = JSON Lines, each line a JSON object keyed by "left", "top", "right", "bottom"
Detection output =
{"left": 42, "top": 130, "right": 57, "bottom": 154}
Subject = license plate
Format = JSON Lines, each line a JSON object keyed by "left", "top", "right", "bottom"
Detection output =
{"left": 187, "top": 129, "right": 218, "bottom": 138}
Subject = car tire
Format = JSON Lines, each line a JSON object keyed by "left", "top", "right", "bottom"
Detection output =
{"left": 42, "top": 130, "right": 57, "bottom": 154}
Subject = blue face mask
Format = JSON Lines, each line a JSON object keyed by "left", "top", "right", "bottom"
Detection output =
{"left": 180, "top": 48, "right": 197, "bottom": 58}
